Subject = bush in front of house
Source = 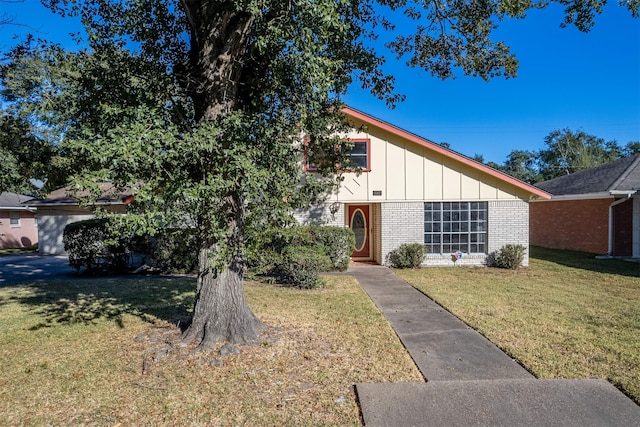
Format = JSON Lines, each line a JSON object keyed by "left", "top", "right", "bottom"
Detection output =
{"left": 133, "top": 228, "right": 198, "bottom": 273}
{"left": 64, "top": 218, "right": 198, "bottom": 275}
{"left": 247, "top": 225, "right": 355, "bottom": 288}
{"left": 278, "top": 245, "right": 332, "bottom": 289}
{"left": 64, "top": 218, "right": 130, "bottom": 274}
{"left": 312, "top": 226, "right": 355, "bottom": 271}
{"left": 494, "top": 244, "right": 526, "bottom": 269}
{"left": 386, "top": 243, "right": 427, "bottom": 269}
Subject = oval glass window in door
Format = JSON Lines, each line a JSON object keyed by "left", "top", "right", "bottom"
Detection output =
{"left": 351, "top": 209, "right": 367, "bottom": 252}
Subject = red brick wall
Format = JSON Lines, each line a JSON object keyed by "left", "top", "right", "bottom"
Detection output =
{"left": 530, "top": 198, "right": 612, "bottom": 254}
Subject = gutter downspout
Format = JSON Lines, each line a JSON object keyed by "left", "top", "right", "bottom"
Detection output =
{"left": 608, "top": 194, "right": 633, "bottom": 256}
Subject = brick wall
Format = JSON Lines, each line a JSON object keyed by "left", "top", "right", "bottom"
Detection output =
{"left": 372, "top": 203, "right": 383, "bottom": 264}
{"left": 380, "top": 202, "right": 423, "bottom": 264}
{"left": 488, "top": 200, "right": 530, "bottom": 267}
{"left": 530, "top": 198, "right": 611, "bottom": 255}
{"left": 293, "top": 203, "right": 345, "bottom": 227}
{"left": 298, "top": 199, "right": 533, "bottom": 267}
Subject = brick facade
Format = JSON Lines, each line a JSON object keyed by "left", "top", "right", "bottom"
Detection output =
{"left": 380, "top": 202, "right": 424, "bottom": 264}
{"left": 488, "top": 200, "right": 530, "bottom": 267}
{"left": 293, "top": 203, "right": 344, "bottom": 227}
{"left": 296, "top": 200, "right": 532, "bottom": 267}
{"left": 529, "top": 198, "right": 611, "bottom": 255}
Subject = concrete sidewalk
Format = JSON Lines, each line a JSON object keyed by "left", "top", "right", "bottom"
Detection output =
{"left": 348, "top": 266, "right": 640, "bottom": 426}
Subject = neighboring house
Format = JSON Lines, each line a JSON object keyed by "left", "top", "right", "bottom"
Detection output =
{"left": 24, "top": 184, "right": 133, "bottom": 255}
{"left": 530, "top": 154, "right": 640, "bottom": 259}
{"left": 296, "top": 107, "right": 551, "bottom": 266}
{"left": 0, "top": 192, "right": 39, "bottom": 249}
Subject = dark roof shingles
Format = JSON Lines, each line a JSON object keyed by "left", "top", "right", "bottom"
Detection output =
{"left": 535, "top": 154, "right": 640, "bottom": 196}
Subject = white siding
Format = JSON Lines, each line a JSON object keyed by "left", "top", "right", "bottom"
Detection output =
{"left": 332, "top": 124, "right": 530, "bottom": 203}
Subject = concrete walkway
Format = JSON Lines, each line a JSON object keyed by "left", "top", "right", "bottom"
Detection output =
{"left": 348, "top": 266, "right": 640, "bottom": 426}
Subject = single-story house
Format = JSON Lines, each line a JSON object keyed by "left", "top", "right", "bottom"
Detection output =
{"left": 296, "top": 107, "right": 551, "bottom": 266}
{"left": 24, "top": 184, "right": 133, "bottom": 255}
{"left": 0, "top": 192, "right": 39, "bottom": 249}
{"left": 530, "top": 154, "right": 640, "bottom": 259}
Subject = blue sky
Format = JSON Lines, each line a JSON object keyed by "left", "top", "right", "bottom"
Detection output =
{"left": 2, "top": 1, "right": 639, "bottom": 164}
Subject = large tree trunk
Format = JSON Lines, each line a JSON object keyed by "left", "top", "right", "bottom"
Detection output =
{"left": 181, "top": 1, "right": 255, "bottom": 121}
{"left": 182, "top": 243, "right": 265, "bottom": 349}
{"left": 182, "top": 194, "right": 265, "bottom": 349}
{"left": 179, "top": 4, "right": 264, "bottom": 348}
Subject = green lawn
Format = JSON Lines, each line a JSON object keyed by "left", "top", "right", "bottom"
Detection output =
{"left": 0, "top": 275, "right": 421, "bottom": 426}
{"left": 396, "top": 246, "right": 640, "bottom": 403}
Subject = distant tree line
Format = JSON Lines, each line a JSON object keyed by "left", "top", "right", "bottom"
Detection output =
{"left": 477, "top": 129, "right": 640, "bottom": 184}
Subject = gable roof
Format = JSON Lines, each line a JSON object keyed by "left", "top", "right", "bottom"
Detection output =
{"left": 0, "top": 192, "right": 38, "bottom": 209}
{"left": 534, "top": 154, "right": 640, "bottom": 197}
{"left": 24, "top": 183, "right": 134, "bottom": 207}
{"left": 342, "top": 107, "right": 551, "bottom": 200}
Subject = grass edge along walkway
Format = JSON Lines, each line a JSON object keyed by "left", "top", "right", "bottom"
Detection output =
{"left": 395, "top": 246, "right": 640, "bottom": 404}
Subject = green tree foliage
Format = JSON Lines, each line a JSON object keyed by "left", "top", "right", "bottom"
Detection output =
{"left": 0, "top": 111, "right": 61, "bottom": 194}
{"left": 2, "top": 0, "right": 636, "bottom": 347}
{"left": 490, "top": 130, "right": 639, "bottom": 184}
{"left": 499, "top": 149, "right": 543, "bottom": 184}
{"left": 538, "top": 128, "right": 622, "bottom": 179}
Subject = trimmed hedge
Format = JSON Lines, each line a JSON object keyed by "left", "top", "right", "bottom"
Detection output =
{"left": 248, "top": 225, "right": 355, "bottom": 288}
{"left": 64, "top": 219, "right": 198, "bottom": 275}
{"left": 279, "top": 246, "right": 332, "bottom": 289}
{"left": 63, "top": 219, "right": 355, "bottom": 284}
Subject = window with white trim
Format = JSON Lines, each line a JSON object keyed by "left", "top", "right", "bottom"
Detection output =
{"left": 346, "top": 139, "right": 370, "bottom": 171}
{"left": 9, "top": 211, "right": 20, "bottom": 226}
{"left": 424, "top": 202, "right": 487, "bottom": 254}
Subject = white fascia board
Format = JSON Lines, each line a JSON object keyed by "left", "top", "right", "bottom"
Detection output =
{"left": 529, "top": 192, "right": 613, "bottom": 202}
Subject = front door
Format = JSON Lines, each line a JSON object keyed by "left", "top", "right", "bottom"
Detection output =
{"left": 348, "top": 205, "right": 371, "bottom": 259}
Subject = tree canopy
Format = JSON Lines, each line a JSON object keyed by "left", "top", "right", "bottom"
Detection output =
{"left": 2, "top": 0, "right": 637, "bottom": 347}
{"left": 490, "top": 128, "right": 640, "bottom": 184}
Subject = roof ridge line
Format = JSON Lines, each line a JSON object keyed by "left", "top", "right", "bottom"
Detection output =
{"left": 609, "top": 154, "right": 640, "bottom": 192}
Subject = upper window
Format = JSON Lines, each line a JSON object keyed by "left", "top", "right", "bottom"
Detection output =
{"left": 9, "top": 211, "right": 20, "bottom": 226}
{"left": 424, "top": 202, "right": 488, "bottom": 254}
{"left": 346, "top": 139, "right": 370, "bottom": 171}
{"left": 305, "top": 138, "right": 370, "bottom": 172}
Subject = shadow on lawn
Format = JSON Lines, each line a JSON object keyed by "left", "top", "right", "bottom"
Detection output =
{"left": 530, "top": 246, "right": 640, "bottom": 278}
{"left": 2, "top": 275, "right": 195, "bottom": 330}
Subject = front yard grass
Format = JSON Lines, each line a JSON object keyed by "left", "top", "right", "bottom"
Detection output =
{"left": 0, "top": 275, "right": 422, "bottom": 426}
{"left": 396, "top": 246, "right": 640, "bottom": 403}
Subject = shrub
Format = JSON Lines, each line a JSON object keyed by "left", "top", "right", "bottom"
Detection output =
{"left": 278, "top": 246, "right": 332, "bottom": 289}
{"left": 494, "top": 244, "right": 526, "bottom": 269}
{"left": 134, "top": 228, "right": 198, "bottom": 273}
{"left": 64, "top": 218, "right": 130, "bottom": 274}
{"left": 65, "top": 217, "right": 198, "bottom": 275}
{"left": 312, "top": 226, "right": 355, "bottom": 271}
{"left": 247, "top": 225, "right": 355, "bottom": 275}
{"left": 386, "top": 243, "right": 427, "bottom": 269}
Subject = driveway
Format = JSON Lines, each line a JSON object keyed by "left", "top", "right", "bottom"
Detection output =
{"left": 0, "top": 254, "right": 76, "bottom": 284}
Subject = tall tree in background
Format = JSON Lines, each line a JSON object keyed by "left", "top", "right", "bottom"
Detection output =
{"left": 538, "top": 128, "right": 622, "bottom": 179}
{"left": 0, "top": 111, "right": 61, "bottom": 194}
{"left": 488, "top": 129, "right": 640, "bottom": 184}
{"left": 2, "top": 0, "right": 637, "bottom": 348}
{"left": 498, "top": 149, "right": 543, "bottom": 184}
